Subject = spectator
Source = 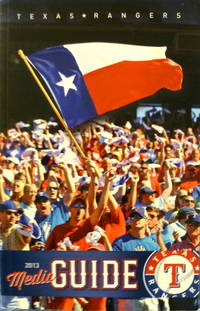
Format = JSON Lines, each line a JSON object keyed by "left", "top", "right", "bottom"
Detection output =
{"left": 34, "top": 192, "right": 69, "bottom": 246}
{"left": 167, "top": 206, "right": 195, "bottom": 240}
{"left": 20, "top": 184, "right": 38, "bottom": 219}
{"left": 45, "top": 170, "right": 113, "bottom": 311}
{"left": 112, "top": 206, "right": 169, "bottom": 311}
{"left": 165, "top": 189, "right": 188, "bottom": 222}
{"left": 171, "top": 213, "right": 200, "bottom": 252}
{"left": 170, "top": 214, "right": 200, "bottom": 311}
{"left": 0, "top": 200, "right": 32, "bottom": 309}
{"left": 112, "top": 206, "right": 161, "bottom": 251}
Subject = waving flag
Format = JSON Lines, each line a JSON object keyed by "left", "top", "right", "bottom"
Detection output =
{"left": 27, "top": 42, "right": 183, "bottom": 128}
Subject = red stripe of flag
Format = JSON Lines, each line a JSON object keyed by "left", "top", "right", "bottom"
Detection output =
{"left": 84, "top": 58, "right": 183, "bottom": 115}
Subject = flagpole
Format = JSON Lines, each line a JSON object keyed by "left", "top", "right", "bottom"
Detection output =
{"left": 18, "top": 49, "right": 86, "bottom": 159}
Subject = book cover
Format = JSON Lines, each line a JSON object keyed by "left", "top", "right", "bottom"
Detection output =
{"left": 0, "top": 0, "right": 199, "bottom": 310}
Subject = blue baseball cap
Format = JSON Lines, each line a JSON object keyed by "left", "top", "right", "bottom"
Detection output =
{"left": 35, "top": 192, "right": 50, "bottom": 203}
{"left": 130, "top": 206, "right": 148, "bottom": 219}
{"left": 140, "top": 187, "right": 156, "bottom": 195}
{"left": 186, "top": 213, "right": 200, "bottom": 226}
{"left": 177, "top": 206, "right": 195, "bottom": 219}
{"left": 0, "top": 200, "right": 23, "bottom": 214}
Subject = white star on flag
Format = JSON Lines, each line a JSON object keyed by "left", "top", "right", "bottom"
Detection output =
{"left": 56, "top": 72, "right": 77, "bottom": 96}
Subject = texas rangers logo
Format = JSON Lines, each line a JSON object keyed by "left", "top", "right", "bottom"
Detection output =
{"left": 143, "top": 250, "right": 199, "bottom": 298}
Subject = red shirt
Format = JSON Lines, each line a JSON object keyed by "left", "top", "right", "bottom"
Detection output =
{"left": 46, "top": 217, "right": 94, "bottom": 251}
{"left": 150, "top": 175, "right": 162, "bottom": 196}
{"left": 98, "top": 206, "right": 126, "bottom": 244}
{"left": 45, "top": 217, "right": 94, "bottom": 311}
{"left": 180, "top": 179, "right": 199, "bottom": 191}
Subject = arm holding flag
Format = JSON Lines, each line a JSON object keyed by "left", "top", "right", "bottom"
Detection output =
{"left": 58, "top": 163, "right": 76, "bottom": 207}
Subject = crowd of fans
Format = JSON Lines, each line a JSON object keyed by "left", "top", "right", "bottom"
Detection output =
{"left": 0, "top": 116, "right": 199, "bottom": 311}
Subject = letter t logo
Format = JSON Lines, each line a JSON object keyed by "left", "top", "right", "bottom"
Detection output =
{"left": 164, "top": 264, "right": 185, "bottom": 287}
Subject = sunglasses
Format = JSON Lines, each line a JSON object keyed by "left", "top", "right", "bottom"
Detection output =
{"left": 130, "top": 213, "right": 143, "bottom": 220}
{"left": 184, "top": 199, "right": 195, "bottom": 203}
{"left": 36, "top": 198, "right": 49, "bottom": 203}
{"left": 187, "top": 222, "right": 200, "bottom": 227}
{"left": 72, "top": 204, "right": 85, "bottom": 209}
{"left": 48, "top": 187, "right": 59, "bottom": 191}
{"left": 5, "top": 210, "right": 19, "bottom": 216}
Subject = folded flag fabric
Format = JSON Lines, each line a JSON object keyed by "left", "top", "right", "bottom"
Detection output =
{"left": 27, "top": 42, "right": 183, "bottom": 128}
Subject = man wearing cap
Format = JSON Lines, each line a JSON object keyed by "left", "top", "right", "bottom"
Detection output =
{"left": 0, "top": 200, "right": 32, "bottom": 309}
{"left": 112, "top": 206, "right": 168, "bottom": 311}
{"left": 170, "top": 213, "right": 200, "bottom": 251}
{"left": 167, "top": 206, "right": 195, "bottom": 240}
{"left": 46, "top": 171, "right": 113, "bottom": 251}
{"left": 45, "top": 171, "right": 113, "bottom": 311}
{"left": 135, "top": 186, "right": 166, "bottom": 213}
{"left": 33, "top": 192, "right": 69, "bottom": 248}
{"left": 0, "top": 200, "right": 29, "bottom": 250}
{"left": 169, "top": 214, "right": 200, "bottom": 311}
{"left": 112, "top": 206, "right": 160, "bottom": 251}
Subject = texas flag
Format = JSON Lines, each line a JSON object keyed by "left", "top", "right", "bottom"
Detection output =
{"left": 27, "top": 42, "right": 183, "bottom": 128}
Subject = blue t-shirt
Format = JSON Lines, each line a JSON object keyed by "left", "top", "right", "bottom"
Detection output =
{"left": 34, "top": 201, "right": 69, "bottom": 243}
{"left": 51, "top": 198, "right": 70, "bottom": 221}
{"left": 112, "top": 233, "right": 160, "bottom": 251}
{"left": 150, "top": 226, "right": 174, "bottom": 249}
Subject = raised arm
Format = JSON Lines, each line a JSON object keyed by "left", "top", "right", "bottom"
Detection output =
{"left": 108, "top": 191, "right": 119, "bottom": 211}
{"left": 35, "top": 160, "right": 45, "bottom": 188}
{"left": 159, "top": 142, "right": 166, "bottom": 166}
{"left": 124, "top": 173, "right": 139, "bottom": 212}
{"left": 86, "top": 159, "right": 102, "bottom": 214}
{"left": 155, "top": 223, "right": 167, "bottom": 251}
{"left": 58, "top": 163, "right": 76, "bottom": 207}
{"left": 0, "top": 174, "right": 9, "bottom": 202}
{"left": 90, "top": 170, "right": 113, "bottom": 226}
{"left": 23, "top": 163, "right": 32, "bottom": 184}
{"left": 161, "top": 161, "right": 172, "bottom": 201}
